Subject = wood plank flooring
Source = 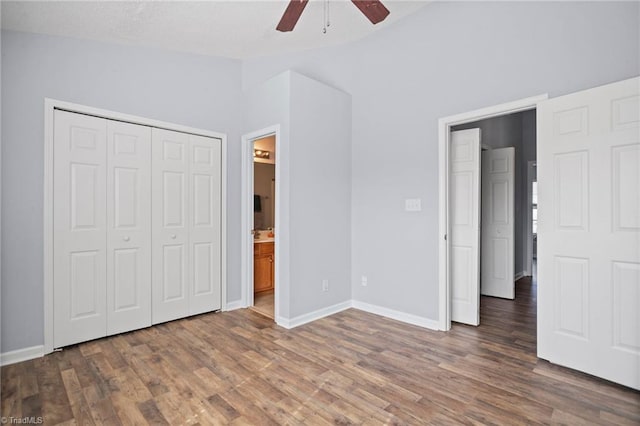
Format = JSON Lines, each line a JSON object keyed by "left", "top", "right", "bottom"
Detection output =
{"left": 250, "top": 290, "right": 274, "bottom": 320}
{"left": 2, "top": 277, "right": 639, "bottom": 425}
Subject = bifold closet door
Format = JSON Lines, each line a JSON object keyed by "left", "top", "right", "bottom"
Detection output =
{"left": 54, "top": 110, "right": 108, "bottom": 347}
{"left": 152, "top": 129, "right": 222, "bottom": 323}
{"left": 106, "top": 121, "right": 152, "bottom": 335}
{"left": 189, "top": 134, "right": 222, "bottom": 315}
{"left": 152, "top": 129, "right": 190, "bottom": 323}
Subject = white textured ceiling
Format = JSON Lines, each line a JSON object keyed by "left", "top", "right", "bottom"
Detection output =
{"left": 1, "top": 1, "right": 430, "bottom": 59}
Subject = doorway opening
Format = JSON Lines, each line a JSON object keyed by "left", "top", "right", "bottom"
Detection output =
{"left": 451, "top": 110, "right": 537, "bottom": 325}
{"left": 241, "top": 126, "right": 280, "bottom": 322}
{"left": 438, "top": 94, "right": 547, "bottom": 331}
{"left": 251, "top": 135, "right": 276, "bottom": 319}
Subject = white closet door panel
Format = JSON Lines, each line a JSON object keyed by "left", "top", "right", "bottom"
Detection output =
{"left": 53, "top": 110, "right": 107, "bottom": 347}
{"left": 106, "top": 121, "right": 152, "bottom": 335}
{"left": 152, "top": 128, "right": 190, "bottom": 323}
{"left": 189, "top": 134, "right": 222, "bottom": 314}
{"left": 538, "top": 77, "right": 640, "bottom": 389}
{"left": 450, "top": 129, "right": 481, "bottom": 326}
{"left": 481, "top": 147, "right": 515, "bottom": 299}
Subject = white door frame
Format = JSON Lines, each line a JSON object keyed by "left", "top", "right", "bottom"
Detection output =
{"left": 438, "top": 94, "right": 547, "bottom": 331}
{"left": 526, "top": 161, "right": 537, "bottom": 276}
{"left": 241, "top": 125, "right": 281, "bottom": 320}
{"left": 44, "top": 98, "right": 228, "bottom": 355}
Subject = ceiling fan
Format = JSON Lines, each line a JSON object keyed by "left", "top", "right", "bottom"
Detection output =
{"left": 276, "top": 0, "right": 390, "bottom": 32}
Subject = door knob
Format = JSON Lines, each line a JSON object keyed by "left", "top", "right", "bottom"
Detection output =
{"left": 170, "top": 234, "right": 177, "bottom": 239}
{"left": 123, "top": 236, "right": 130, "bottom": 242}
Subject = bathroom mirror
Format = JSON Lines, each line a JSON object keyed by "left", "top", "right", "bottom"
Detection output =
{"left": 254, "top": 163, "right": 275, "bottom": 230}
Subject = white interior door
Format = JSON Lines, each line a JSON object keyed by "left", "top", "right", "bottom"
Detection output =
{"left": 53, "top": 110, "right": 107, "bottom": 347}
{"left": 106, "top": 120, "right": 152, "bottom": 335}
{"left": 152, "top": 128, "right": 190, "bottom": 324}
{"left": 450, "top": 129, "right": 481, "bottom": 326}
{"left": 481, "top": 147, "right": 515, "bottom": 299}
{"left": 188, "top": 134, "right": 222, "bottom": 315}
{"left": 538, "top": 76, "right": 640, "bottom": 390}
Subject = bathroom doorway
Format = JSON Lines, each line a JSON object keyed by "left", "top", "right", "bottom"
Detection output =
{"left": 251, "top": 135, "right": 276, "bottom": 319}
{"left": 241, "top": 126, "right": 280, "bottom": 322}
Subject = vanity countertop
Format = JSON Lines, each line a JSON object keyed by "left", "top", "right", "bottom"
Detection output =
{"left": 254, "top": 238, "right": 274, "bottom": 243}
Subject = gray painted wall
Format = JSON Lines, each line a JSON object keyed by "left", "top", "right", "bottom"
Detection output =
{"left": 243, "top": 1, "right": 639, "bottom": 321}
{"left": 288, "top": 72, "right": 352, "bottom": 318}
{"left": 1, "top": 1, "right": 638, "bottom": 354}
{"left": 1, "top": 30, "right": 243, "bottom": 352}
{"left": 243, "top": 71, "right": 352, "bottom": 320}
{"left": 243, "top": 72, "right": 292, "bottom": 318}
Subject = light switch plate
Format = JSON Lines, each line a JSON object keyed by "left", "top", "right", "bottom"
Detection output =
{"left": 405, "top": 198, "right": 422, "bottom": 212}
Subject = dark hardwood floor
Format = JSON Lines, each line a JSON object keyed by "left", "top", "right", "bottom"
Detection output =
{"left": 2, "top": 277, "right": 639, "bottom": 425}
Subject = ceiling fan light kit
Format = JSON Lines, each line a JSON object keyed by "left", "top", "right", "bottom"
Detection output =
{"left": 276, "top": 0, "right": 390, "bottom": 33}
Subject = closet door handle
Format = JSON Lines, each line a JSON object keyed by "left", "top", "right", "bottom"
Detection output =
{"left": 170, "top": 234, "right": 177, "bottom": 239}
{"left": 123, "top": 236, "right": 130, "bottom": 242}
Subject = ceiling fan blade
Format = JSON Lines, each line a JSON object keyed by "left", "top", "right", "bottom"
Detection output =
{"left": 276, "top": 0, "right": 309, "bottom": 32}
{"left": 351, "top": 0, "right": 390, "bottom": 25}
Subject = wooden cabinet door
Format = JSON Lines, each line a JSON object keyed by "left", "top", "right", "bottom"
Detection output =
{"left": 254, "top": 254, "right": 273, "bottom": 292}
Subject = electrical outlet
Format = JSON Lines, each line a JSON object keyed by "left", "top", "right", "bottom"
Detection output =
{"left": 361, "top": 276, "right": 368, "bottom": 286}
{"left": 322, "top": 279, "right": 329, "bottom": 292}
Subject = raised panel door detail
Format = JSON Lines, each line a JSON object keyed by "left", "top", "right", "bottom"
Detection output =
{"left": 70, "top": 163, "right": 98, "bottom": 230}
{"left": 113, "top": 133, "right": 138, "bottom": 155}
{"left": 193, "top": 174, "right": 212, "bottom": 227}
{"left": 554, "top": 107, "right": 588, "bottom": 136}
{"left": 163, "top": 244, "right": 185, "bottom": 302}
{"left": 491, "top": 180, "right": 508, "bottom": 224}
{"left": 163, "top": 140, "right": 184, "bottom": 161}
{"left": 612, "top": 262, "right": 640, "bottom": 354}
{"left": 554, "top": 256, "right": 589, "bottom": 339}
{"left": 54, "top": 110, "right": 107, "bottom": 348}
{"left": 70, "top": 127, "right": 98, "bottom": 150}
{"left": 538, "top": 77, "right": 640, "bottom": 389}
{"left": 194, "top": 146, "right": 213, "bottom": 166}
{"left": 481, "top": 147, "right": 515, "bottom": 300}
{"left": 490, "top": 158, "right": 508, "bottom": 173}
{"left": 193, "top": 243, "right": 213, "bottom": 295}
{"left": 554, "top": 151, "right": 589, "bottom": 230}
{"left": 188, "top": 134, "right": 222, "bottom": 315}
{"left": 451, "top": 172, "right": 472, "bottom": 226}
{"left": 450, "top": 129, "right": 480, "bottom": 326}
{"left": 612, "top": 144, "right": 640, "bottom": 231}
{"left": 612, "top": 95, "right": 640, "bottom": 131}
{"left": 152, "top": 128, "right": 190, "bottom": 324}
{"left": 106, "top": 119, "right": 151, "bottom": 336}
{"left": 491, "top": 238, "right": 508, "bottom": 280}
{"left": 452, "top": 139, "right": 472, "bottom": 162}
{"left": 114, "top": 167, "right": 138, "bottom": 229}
{"left": 451, "top": 247, "right": 471, "bottom": 303}
{"left": 113, "top": 248, "right": 139, "bottom": 311}
{"left": 163, "top": 171, "right": 185, "bottom": 227}
{"left": 70, "top": 251, "right": 99, "bottom": 319}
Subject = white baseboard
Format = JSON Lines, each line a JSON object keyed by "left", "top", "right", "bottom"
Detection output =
{"left": 515, "top": 271, "right": 527, "bottom": 281}
{"left": 224, "top": 299, "right": 245, "bottom": 311}
{"left": 352, "top": 300, "right": 440, "bottom": 331}
{"left": 276, "top": 300, "right": 352, "bottom": 329}
{"left": 1, "top": 345, "right": 44, "bottom": 366}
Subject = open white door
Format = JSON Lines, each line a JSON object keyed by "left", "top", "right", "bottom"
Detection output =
{"left": 538, "top": 76, "right": 640, "bottom": 390}
{"left": 450, "top": 129, "right": 481, "bottom": 326}
{"left": 481, "top": 147, "right": 515, "bottom": 299}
